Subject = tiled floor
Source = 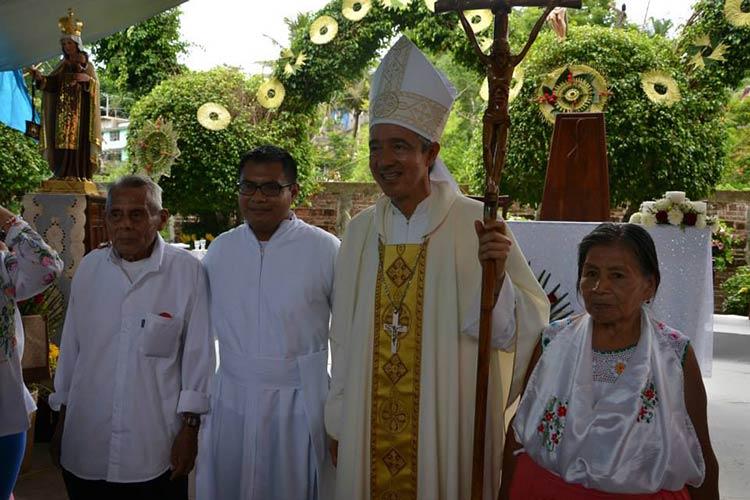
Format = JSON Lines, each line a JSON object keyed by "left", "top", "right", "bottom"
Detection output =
{"left": 13, "top": 316, "right": 750, "bottom": 500}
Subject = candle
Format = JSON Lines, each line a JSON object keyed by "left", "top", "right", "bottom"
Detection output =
{"left": 665, "top": 191, "right": 686, "bottom": 204}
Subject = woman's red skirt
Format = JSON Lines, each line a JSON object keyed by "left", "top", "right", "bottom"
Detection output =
{"left": 510, "top": 453, "right": 690, "bottom": 500}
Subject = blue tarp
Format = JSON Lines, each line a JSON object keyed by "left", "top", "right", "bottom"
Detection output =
{"left": 0, "top": 69, "right": 36, "bottom": 133}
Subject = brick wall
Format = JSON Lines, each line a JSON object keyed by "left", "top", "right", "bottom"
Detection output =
{"left": 707, "top": 190, "right": 750, "bottom": 238}
{"left": 294, "top": 182, "right": 383, "bottom": 236}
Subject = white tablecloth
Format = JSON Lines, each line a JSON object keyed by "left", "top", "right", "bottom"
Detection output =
{"left": 508, "top": 221, "right": 714, "bottom": 376}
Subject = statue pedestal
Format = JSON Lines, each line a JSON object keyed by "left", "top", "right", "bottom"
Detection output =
{"left": 21, "top": 191, "right": 107, "bottom": 309}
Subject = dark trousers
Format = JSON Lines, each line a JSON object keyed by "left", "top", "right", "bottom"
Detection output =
{"left": 61, "top": 468, "right": 188, "bottom": 500}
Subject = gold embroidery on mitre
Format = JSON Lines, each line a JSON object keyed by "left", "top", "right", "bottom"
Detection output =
{"left": 371, "top": 241, "right": 427, "bottom": 500}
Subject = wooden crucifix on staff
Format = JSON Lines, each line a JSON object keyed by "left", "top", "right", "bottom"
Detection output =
{"left": 433, "top": 1, "right": 581, "bottom": 498}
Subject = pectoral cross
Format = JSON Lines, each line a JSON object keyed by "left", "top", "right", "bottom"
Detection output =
{"left": 432, "top": 2, "right": 582, "bottom": 499}
{"left": 384, "top": 310, "right": 407, "bottom": 354}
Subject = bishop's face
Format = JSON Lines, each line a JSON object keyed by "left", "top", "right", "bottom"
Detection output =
{"left": 369, "top": 124, "right": 440, "bottom": 217}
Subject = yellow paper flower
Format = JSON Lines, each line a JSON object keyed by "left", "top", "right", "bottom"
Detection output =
{"left": 342, "top": 0, "right": 372, "bottom": 21}
{"left": 692, "top": 34, "right": 711, "bottom": 47}
{"left": 707, "top": 42, "right": 729, "bottom": 62}
{"left": 690, "top": 52, "right": 706, "bottom": 70}
{"left": 641, "top": 71, "right": 681, "bottom": 106}
{"left": 309, "top": 15, "right": 339, "bottom": 45}
{"left": 257, "top": 78, "right": 286, "bottom": 109}
{"left": 724, "top": 0, "right": 750, "bottom": 27}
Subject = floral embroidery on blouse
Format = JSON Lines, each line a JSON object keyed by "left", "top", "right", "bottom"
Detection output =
{"left": 538, "top": 396, "right": 568, "bottom": 451}
{"left": 541, "top": 317, "right": 575, "bottom": 351}
{"left": 637, "top": 380, "right": 659, "bottom": 423}
{"left": 0, "top": 219, "right": 63, "bottom": 358}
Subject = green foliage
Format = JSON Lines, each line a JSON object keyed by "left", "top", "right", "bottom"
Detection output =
{"left": 721, "top": 265, "right": 750, "bottom": 315}
{"left": 0, "top": 124, "right": 48, "bottom": 211}
{"left": 502, "top": 26, "right": 726, "bottom": 208}
{"left": 128, "top": 67, "right": 318, "bottom": 230}
{"left": 718, "top": 88, "right": 750, "bottom": 189}
{"left": 679, "top": 0, "right": 750, "bottom": 98}
{"left": 91, "top": 9, "right": 188, "bottom": 104}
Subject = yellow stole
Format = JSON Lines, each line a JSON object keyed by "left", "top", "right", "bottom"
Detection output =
{"left": 371, "top": 241, "right": 428, "bottom": 499}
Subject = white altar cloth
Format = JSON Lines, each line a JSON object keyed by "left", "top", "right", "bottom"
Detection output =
{"left": 507, "top": 221, "right": 714, "bottom": 375}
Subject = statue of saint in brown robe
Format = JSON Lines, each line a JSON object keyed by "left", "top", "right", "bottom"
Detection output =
{"left": 33, "top": 41, "right": 101, "bottom": 180}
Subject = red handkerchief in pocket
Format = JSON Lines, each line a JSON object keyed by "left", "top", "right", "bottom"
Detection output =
{"left": 158, "top": 312, "right": 173, "bottom": 319}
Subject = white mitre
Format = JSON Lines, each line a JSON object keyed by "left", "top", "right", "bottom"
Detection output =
{"left": 370, "top": 36, "right": 459, "bottom": 189}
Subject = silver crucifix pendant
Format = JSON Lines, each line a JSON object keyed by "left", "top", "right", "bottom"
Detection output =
{"left": 384, "top": 309, "right": 408, "bottom": 354}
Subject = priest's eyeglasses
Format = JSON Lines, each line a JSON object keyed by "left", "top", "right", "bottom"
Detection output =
{"left": 237, "top": 180, "right": 294, "bottom": 197}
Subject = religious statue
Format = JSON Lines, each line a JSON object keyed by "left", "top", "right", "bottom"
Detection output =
{"left": 28, "top": 10, "right": 101, "bottom": 181}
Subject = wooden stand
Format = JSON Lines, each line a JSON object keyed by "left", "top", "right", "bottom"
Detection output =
{"left": 540, "top": 112, "right": 610, "bottom": 222}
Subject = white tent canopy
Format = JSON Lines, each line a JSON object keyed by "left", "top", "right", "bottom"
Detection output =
{"left": 0, "top": 0, "right": 186, "bottom": 71}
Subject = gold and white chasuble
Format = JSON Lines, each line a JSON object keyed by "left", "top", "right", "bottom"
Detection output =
{"left": 325, "top": 182, "right": 550, "bottom": 500}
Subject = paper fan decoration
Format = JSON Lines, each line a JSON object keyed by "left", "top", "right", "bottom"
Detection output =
{"left": 380, "top": 0, "right": 412, "bottom": 10}
{"left": 688, "top": 35, "right": 730, "bottom": 70}
{"left": 424, "top": 0, "right": 437, "bottom": 12}
{"left": 463, "top": 9, "right": 493, "bottom": 34}
{"left": 343, "top": 0, "right": 372, "bottom": 21}
{"left": 537, "top": 64, "right": 610, "bottom": 124}
{"left": 197, "top": 102, "right": 231, "bottom": 131}
{"left": 724, "top": 0, "right": 750, "bottom": 27}
{"left": 479, "top": 66, "right": 524, "bottom": 103}
{"left": 282, "top": 51, "right": 308, "bottom": 76}
{"left": 310, "top": 15, "right": 339, "bottom": 45}
{"left": 257, "top": 78, "right": 286, "bottom": 109}
{"left": 133, "top": 117, "right": 180, "bottom": 180}
{"left": 641, "top": 71, "right": 681, "bottom": 106}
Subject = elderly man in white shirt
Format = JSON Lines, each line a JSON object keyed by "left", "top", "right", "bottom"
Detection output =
{"left": 49, "top": 175, "right": 214, "bottom": 500}
{"left": 196, "top": 145, "right": 340, "bottom": 500}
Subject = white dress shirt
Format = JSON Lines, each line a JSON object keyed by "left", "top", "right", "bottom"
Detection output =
{"left": 384, "top": 187, "right": 517, "bottom": 349}
{"left": 50, "top": 236, "right": 214, "bottom": 483}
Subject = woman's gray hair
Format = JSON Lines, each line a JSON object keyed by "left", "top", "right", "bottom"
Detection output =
{"left": 106, "top": 175, "right": 163, "bottom": 214}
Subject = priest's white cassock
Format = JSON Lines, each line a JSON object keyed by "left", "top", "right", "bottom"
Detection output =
{"left": 324, "top": 36, "right": 550, "bottom": 500}
{"left": 196, "top": 218, "right": 340, "bottom": 500}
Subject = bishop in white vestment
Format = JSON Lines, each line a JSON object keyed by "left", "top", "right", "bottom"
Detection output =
{"left": 196, "top": 146, "right": 340, "bottom": 500}
{"left": 324, "top": 37, "right": 550, "bottom": 500}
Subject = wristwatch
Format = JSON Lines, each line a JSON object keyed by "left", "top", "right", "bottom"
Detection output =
{"left": 182, "top": 413, "right": 201, "bottom": 429}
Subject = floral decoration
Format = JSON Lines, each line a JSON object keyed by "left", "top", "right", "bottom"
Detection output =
{"left": 536, "top": 64, "right": 610, "bottom": 124}
{"left": 629, "top": 191, "right": 719, "bottom": 232}
{"left": 538, "top": 396, "right": 569, "bottom": 451}
{"left": 637, "top": 380, "right": 659, "bottom": 423}
{"left": 133, "top": 117, "right": 181, "bottom": 180}
{"left": 640, "top": 71, "right": 681, "bottom": 106}
{"left": 724, "top": 0, "right": 750, "bottom": 27}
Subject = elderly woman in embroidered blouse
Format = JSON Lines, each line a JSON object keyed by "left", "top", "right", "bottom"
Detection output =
{"left": 499, "top": 223, "right": 719, "bottom": 500}
{"left": 0, "top": 205, "right": 63, "bottom": 500}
